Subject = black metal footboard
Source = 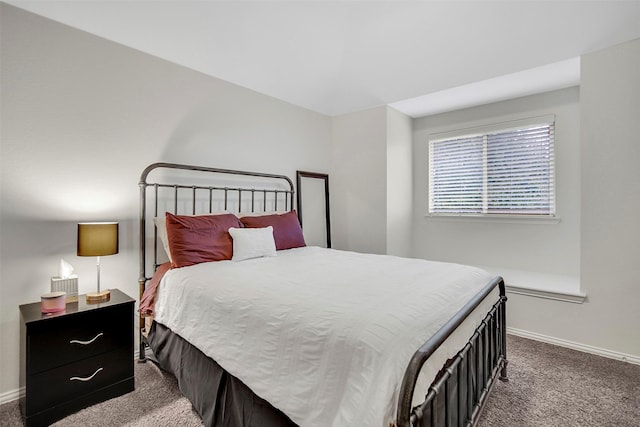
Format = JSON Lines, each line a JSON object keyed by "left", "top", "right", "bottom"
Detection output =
{"left": 397, "top": 277, "right": 507, "bottom": 427}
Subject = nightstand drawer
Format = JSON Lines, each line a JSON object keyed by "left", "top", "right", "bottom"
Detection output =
{"left": 28, "top": 303, "right": 132, "bottom": 374}
{"left": 25, "top": 346, "right": 133, "bottom": 415}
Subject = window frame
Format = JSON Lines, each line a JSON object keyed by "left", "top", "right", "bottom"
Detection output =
{"left": 427, "top": 115, "right": 557, "bottom": 221}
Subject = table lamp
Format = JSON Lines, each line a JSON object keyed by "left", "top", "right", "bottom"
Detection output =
{"left": 77, "top": 222, "right": 119, "bottom": 303}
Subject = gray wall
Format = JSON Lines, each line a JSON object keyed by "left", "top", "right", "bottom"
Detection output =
{"left": 330, "top": 106, "right": 413, "bottom": 256}
{"left": 413, "top": 87, "right": 581, "bottom": 280}
{"left": 0, "top": 4, "right": 331, "bottom": 397}
{"left": 578, "top": 38, "right": 640, "bottom": 356}
{"left": 503, "top": 38, "right": 640, "bottom": 360}
{"left": 386, "top": 107, "right": 413, "bottom": 257}
{"left": 330, "top": 106, "right": 388, "bottom": 254}
{"left": 412, "top": 38, "right": 640, "bottom": 361}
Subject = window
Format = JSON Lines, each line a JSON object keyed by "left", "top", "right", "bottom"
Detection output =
{"left": 429, "top": 119, "right": 555, "bottom": 217}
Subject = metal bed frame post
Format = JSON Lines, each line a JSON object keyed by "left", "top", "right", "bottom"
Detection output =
{"left": 396, "top": 277, "right": 508, "bottom": 427}
{"left": 138, "top": 176, "right": 147, "bottom": 362}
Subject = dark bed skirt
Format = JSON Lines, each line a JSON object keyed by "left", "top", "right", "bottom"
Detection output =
{"left": 147, "top": 321, "right": 297, "bottom": 427}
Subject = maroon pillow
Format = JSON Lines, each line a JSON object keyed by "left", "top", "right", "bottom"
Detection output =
{"left": 240, "top": 211, "right": 306, "bottom": 251}
{"left": 165, "top": 212, "right": 242, "bottom": 268}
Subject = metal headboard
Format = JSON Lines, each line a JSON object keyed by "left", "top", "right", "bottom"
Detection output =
{"left": 137, "top": 162, "right": 294, "bottom": 359}
{"left": 139, "top": 162, "right": 294, "bottom": 283}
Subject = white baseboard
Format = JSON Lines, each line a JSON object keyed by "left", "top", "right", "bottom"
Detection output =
{"left": 0, "top": 387, "right": 23, "bottom": 406}
{"left": 507, "top": 327, "right": 640, "bottom": 365}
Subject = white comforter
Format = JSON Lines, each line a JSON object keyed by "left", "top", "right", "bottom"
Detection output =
{"left": 154, "top": 247, "right": 494, "bottom": 427}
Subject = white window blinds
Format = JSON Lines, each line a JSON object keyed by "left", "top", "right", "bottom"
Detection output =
{"left": 429, "top": 121, "right": 555, "bottom": 216}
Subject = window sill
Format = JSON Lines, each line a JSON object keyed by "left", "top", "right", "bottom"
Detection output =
{"left": 479, "top": 266, "right": 586, "bottom": 304}
{"left": 425, "top": 214, "right": 560, "bottom": 225}
{"left": 505, "top": 284, "right": 586, "bottom": 304}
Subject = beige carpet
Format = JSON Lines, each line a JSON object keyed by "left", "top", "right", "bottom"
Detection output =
{"left": 478, "top": 335, "right": 640, "bottom": 427}
{"left": 1, "top": 335, "right": 639, "bottom": 426}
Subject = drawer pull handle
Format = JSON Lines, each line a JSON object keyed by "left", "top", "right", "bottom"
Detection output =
{"left": 70, "top": 367, "right": 103, "bottom": 382}
{"left": 70, "top": 332, "right": 103, "bottom": 345}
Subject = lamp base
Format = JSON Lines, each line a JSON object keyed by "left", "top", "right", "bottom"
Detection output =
{"left": 86, "top": 289, "right": 110, "bottom": 304}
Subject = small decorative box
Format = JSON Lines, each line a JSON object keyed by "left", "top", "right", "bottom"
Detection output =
{"left": 41, "top": 291, "right": 66, "bottom": 313}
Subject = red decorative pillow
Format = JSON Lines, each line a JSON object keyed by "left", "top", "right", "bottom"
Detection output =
{"left": 165, "top": 212, "right": 242, "bottom": 268}
{"left": 239, "top": 211, "right": 306, "bottom": 251}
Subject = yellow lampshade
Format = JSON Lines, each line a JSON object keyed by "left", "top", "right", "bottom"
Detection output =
{"left": 77, "top": 222, "right": 119, "bottom": 257}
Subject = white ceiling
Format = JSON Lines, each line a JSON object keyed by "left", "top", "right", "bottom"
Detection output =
{"left": 8, "top": 1, "right": 640, "bottom": 117}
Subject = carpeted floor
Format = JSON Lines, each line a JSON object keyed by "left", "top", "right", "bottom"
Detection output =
{"left": 1, "top": 334, "right": 638, "bottom": 426}
{"left": 478, "top": 335, "right": 640, "bottom": 427}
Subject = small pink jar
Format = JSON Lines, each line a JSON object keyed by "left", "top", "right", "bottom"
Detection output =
{"left": 41, "top": 291, "right": 66, "bottom": 313}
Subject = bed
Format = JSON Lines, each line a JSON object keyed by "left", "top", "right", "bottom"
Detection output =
{"left": 137, "top": 162, "right": 508, "bottom": 427}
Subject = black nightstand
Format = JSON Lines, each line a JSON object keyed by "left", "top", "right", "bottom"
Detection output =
{"left": 19, "top": 288, "right": 135, "bottom": 427}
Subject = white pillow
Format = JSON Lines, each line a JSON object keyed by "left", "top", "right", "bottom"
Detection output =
{"left": 228, "top": 226, "right": 277, "bottom": 261}
{"left": 152, "top": 216, "right": 172, "bottom": 262}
